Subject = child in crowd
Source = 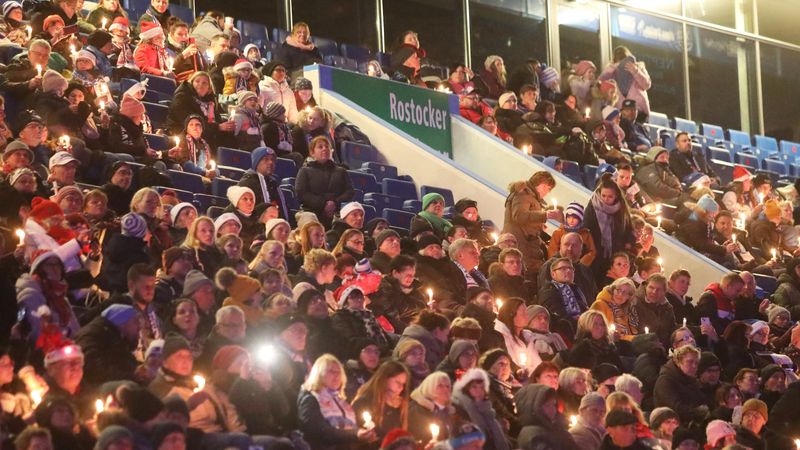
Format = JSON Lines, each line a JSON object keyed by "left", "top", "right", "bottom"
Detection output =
{"left": 242, "top": 43, "right": 266, "bottom": 71}
{"left": 108, "top": 17, "right": 136, "bottom": 69}
{"left": 233, "top": 91, "right": 264, "bottom": 152}
{"left": 547, "top": 202, "right": 597, "bottom": 266}
{"left": 223, "top": 58, "right": 260, "bottom": 98}
{"left": 169, "top": 114, "right": 217, "bottom": 178}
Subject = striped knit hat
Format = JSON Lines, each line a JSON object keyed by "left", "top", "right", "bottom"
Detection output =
{"left": 121, "top": 212, "right": 147, "bottom": 238}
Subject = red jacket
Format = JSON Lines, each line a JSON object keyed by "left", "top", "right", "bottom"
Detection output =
{"left": 134, "top": 42, "right": 168, "bottom": 76}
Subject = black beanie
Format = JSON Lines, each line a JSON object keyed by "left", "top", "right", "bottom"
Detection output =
{"left": 591, "top": 363, "right": 621, "bottom": 384}
{"left": 117, "top": 385, "right": 164, "bottom": 423}
{"left": 296, "top": 289, "right": 324, "bottom": 315}
{"left": 454, "top": 198, "right": 478, "bottom": 214}
{"left": 162, "top": 394, "right": 190, "bottom": 419}
{"left": 375, "top": 229, "right": 400, "bottom": 249}
{"left": 417, "top": 234, "right": 442, "bottom": 251}
{"left": 150, "top": 421, "right": 185, "bottom": 448}
{"left": 87, "top": 29, "right": 112, "bottom": 49}
{"left": 479, "top": 348, "right": 510, "bottom": 371}
{"left": 698, "top": 351, "right": 721, "bottom": 374}
{"left": 161, "top": 335, "right": 191, "bottom": 360}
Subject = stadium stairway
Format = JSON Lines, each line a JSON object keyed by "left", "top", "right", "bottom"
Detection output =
{"left": 306, "top": 64, "right": 728, "bottom": 299}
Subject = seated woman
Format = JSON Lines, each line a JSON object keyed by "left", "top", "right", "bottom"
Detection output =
{"left": 275, "top": 22, "right": 322, "bottom": 77}
{"left": 291, "top": 106, "right": 336, "bottom": 160}
{"left": 352, "top": 360, "right": 411, "bottom": 446}
{"left": 168, "top": 202, "right": 197, "bottom": 244}
{"left": 295, "top": 136, "right": 354, "bottom": 228}
{"left": 130, "top": 187, "right": 172, "bottom": 258}
{"left": 16, "top": 251, "right": 81, "bottom": 341}
{"left": 168, "top": 114, "right": 218, "bottom": 179}
{"left": 216, "top": 267, "right": 265, "bottom": 329}
{"left": 435, "top": 339, "right": 479, "bottom": 382}
{"left": 332, "top": 229, "right": 367, "bottom": 261}
{"left": 411, "top": 193, "right": 453, "bottom": 242}
{"left": 721, "top": 167, "right": 759, "bottom": 218}
{"left": 451, "top": 368, "right": 510, "bottom": 450}
{"left": 108, "top": 95, "right": 160, "bottom": 164}
{"left": 599, "top": 252, "right": 632, "bottom": 288}
{"left": 134, "top": 21, "right": 173, "bottom": 77}
{"left": 162, "top": 298, "right": 204, "bottom": 358}
{"left": 332, "top": 286, "right": 396, "bottom": 359}
{"left": 567, "top": 310, "right": 623, "bottom": 370}
{"left": 86, "top": 0, "right": 127, "bottom": 29}
{"left": 182, "top": 215, "right": 223, "bottom": 278}
{"left": 223, "top": 186, "right": 261, "bottom": 248}
{"left": 494, "top": 298, "right": 542, "bottom": 374}
{"left": 653, "top": 345, "right": 709, "bottom": 425}
{"left": 167, "top": 71, "right": 235, "bottom": 148}
{"left": 591, "top": 277, "right": 641, "bottom": 341}
{"left": 408, "top": 371, "right": 454, "bottom": 441}
{"left": 248, "top": 240, "right": 293, "bottom": 297}
{"left": 480, "top": 349, "right": 521, "bottom": 438}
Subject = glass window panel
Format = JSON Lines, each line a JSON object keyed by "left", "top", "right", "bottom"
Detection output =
{"left": 384, "top": 0, "right": 465, "bottom": 67}
{"left": 616, "top": 0, "right": 682, "bottom": 15}
{"left": 761, "top": 45, "right": 800, "bottom": 142}
{"left": 756, "top": 0, "right": 800, "bottom": 46}
{"left": 688, "top": 27, "right": 758, "bottom": 132}
{"left": 610, "top": 7, "right": 686, "bottom": 119}
{"left": 291, "top": 0, "right": 377, "bottom": 49}
{"left": 557, "top": 1, "right": 601, "bottom": 66}
{"left": 686, "top": 0, "right": 754, "bottom": 32}
{"left": 469, "top": 0, "right": 547, "bottom": 71}
{"left": 196, "top": 0, "right": 284, "bottom": 31}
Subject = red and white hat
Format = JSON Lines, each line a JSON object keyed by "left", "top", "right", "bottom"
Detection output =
{"left": 233, "top": 58, "right": 253, "bottom": 72}
{"left": 733, "top": 165, "right": 753, "bottom": 183}
{"left": 139, "top": 21, "right": 164, "bottom": 41}
{"left": 44, "top": 342, "right": 84, "bottom": 367}
{"left": 109, "top": 16, "right": 130, "bottom": 33}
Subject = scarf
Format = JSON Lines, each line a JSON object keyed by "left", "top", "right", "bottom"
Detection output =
{"left": 552, "top": 281, "right": 587, "bottom": 318}
{"left": 36, "top": 276, "right": 72, "bottom": 328}
{"left": 311, "top": 388, "right": 357, "bottom": 431}
{"left": 451, "top": 391, "right": 510, "bottom": 450}
{"left": 604, "top": 298, "right": 639, "bottom": 335}
{"left": 418, "top": 211, "right": 453, "bottom": 235}
{"left": 186, "top": 135, "right": 211, "bottom": 168}
{"left": 590, "top": 193, "right": 622, "bottom": 258}
{"left": 286, "top": 35, "right": 315, "bottom": 51}
{"left": 145, "top": 5, "right": 169, "bottom": 27}
{"left": 348, "top": 308, "right": 389, "bottom": 348}
{"left": 194, "top": 96, "right": 216, "bottom": 124}
{"left": 234, "top": 75, "right": 259, "bottom": 95}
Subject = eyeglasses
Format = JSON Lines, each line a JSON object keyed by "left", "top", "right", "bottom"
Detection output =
{"left": 553, "top": 266, "right": 574, "bottom": 272}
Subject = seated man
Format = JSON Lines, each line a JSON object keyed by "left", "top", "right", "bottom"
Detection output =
{"left": 538, "top": 257, "right": 588, "bottom": 336}
{"left": 619, "top": 99, "right": 651, "bottom": 152}
{"left": 430, "top": 238, "right": 488, "bottom": 313}
{"left": 488, "top": 247, "right": 534, "bottom": 303}
{"left": 668, "top": 132, "right": 718, "bottom": 184}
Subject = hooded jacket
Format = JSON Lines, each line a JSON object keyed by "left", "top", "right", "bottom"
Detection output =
{"left": 633, "top": 147, "right": 682, "bottom": 203}
{"left": 502, "top": 179, "right": 547, "bottom": 274}
{"left": 772, "top": 261, "right": 800, "bottom": 320}
{"left": 259, "top": 71, "right": 299, "bottom": 123}
{"left": 451, "top": 369, "right": 510, "bottom": 450}
{"left": 73, "top": 316, "right": 138, "bottom": 388}
{"left": 515, "top": 384, "right": 580, "bottom": 450}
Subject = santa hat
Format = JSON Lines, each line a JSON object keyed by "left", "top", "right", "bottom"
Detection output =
{"left": 233, "top": 58, "right": 253, "bottom": 72}
{"left": 30, "top": 250, "right": 60, "bottom": 274}
{"left": 119, "top": 94, "right": 145, "bottom": 119}
{"left": 44, "top": 342, "right": 83, "bottom": 367}
{"left": 139, "top": 21, "right": 164, "bottom": 41}
{"left": 124, "top": 78, "right": 148, "bottom": 99}
{"left": 74, "top": 49, "right": 96, "bottom": 67}
{"left": 335, "top": 285, "right": 364, "bottom": 308}
{"left": 108, "top": 16, "right": 130, "bottom": 33}
{"left": 29, "top": 196, "right": 64, "bottom": 223}
{"left": 733, "top": 165, "right": 753, "bottom": 183}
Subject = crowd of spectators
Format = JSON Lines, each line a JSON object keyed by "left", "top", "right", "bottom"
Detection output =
{"left": 0, "top": 1, "right": 798, "bottom": 450}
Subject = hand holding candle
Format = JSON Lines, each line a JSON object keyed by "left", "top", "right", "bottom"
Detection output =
{"left": 192, "top": 374, "right": 205, "bottom": 393}
{"left": 519, "top": 352, "right": 527, "bottom": 367}
{"left": 426, "top": 288, "right": 434, "bottom": 308}
{"left": 362, "top": 411, "right": 375, "bottom": 430}
{"left": 36, "top": 64, "right": 42, "bottom": 77}
{"left": 772, "top": 248, "right": 778, "bottom": 260}
{"left": 430, "top": 424, "right": 440, "bottom": 442}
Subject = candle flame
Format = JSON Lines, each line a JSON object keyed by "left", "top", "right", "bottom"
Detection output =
{"left": 30, "top": 389, "right": 42, "bottom": 407}
{"left": 570, "top": 415, "right": 578, "bottom": 427}
{"left": 95, "top": 399, "right": 104, "bottom": 414}
{"left": 430, "top": 424, "right": 440, "bottom": 441}
{"left": 15, "top": 229, "right": 24, "bottom": 241}
{"left": 491, "top": 232, "right": 499, "bottom": 245}
{"left": 193, "top": 374, "right": 205, "bottom": 392}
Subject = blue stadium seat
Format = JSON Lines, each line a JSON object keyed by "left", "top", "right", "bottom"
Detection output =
{"left": 780, "top": 140, "right": 800, "bottom": 162}
{"left": 582, "top": 164, "right": 598, "bottom": 189}
{"left": 709, "top": 159, "right": 736, "bottom": 186}
{"left": 360, "top": 162, "right": 398, "bottom": 182}
{"left": 143, "top": 74, "right": 177, "bottom": 94}
{"left": 755, "top": 135, "right": 778, "bottom": 153}
{"left": 753, "top": 273, "right": 778, "bottom": 296}
{"left": 419, "top": 186, "right": 454, "bottom": 206}
{"left": 212, "top": 177, "right": 237, "bottom": 197}
{"left": 382, "top": 208, "right": 415, "bottom": 229}
{"left": 155, "top": 186, "right": 193, "bottom": 202}
{"left": 763, "top": 159, "right": 788, "bottom": 176}
{"left": 382, "top": 179, "right": 417, "bottom": 200}
{"left": 361, "top": 204, "right": 376, "bottom": 223}
{"left": 145, "top": 134, "right": 170, "bottom": 151}
{"left": 311, "top": 36, "right": 339, "bottom": 57}
{"left": 217, "top": 147, "right": 251, "bottom": 171}
{"left": 363, "top": 193, "right": 403, "bottom": 214}
{"left": 323, "top": 55, "right": 358, "bottom": 72}
{"left": 659, "top": 129, "right": 676, "bottom": 149}
{"left": 707, "top": 146, "right": 731, "bottom": 163}
{"left": 351, "top": 188, "right": 364, "bottom": 203}
{"left": 648, "top": 111, "right": 670, "bottom": 129}
{"left": 217, "top": 165, "right": 245, "bottom": 180}
{"left": 673, "top": 117, "right": 697, "bottom": 134}
{"left": 403, "top": 199, "right": 422, "bottom": 213}
{"left": 207, "top": 206, "right": 225, "bottom": 219}
{"left": 194, "top": 194, "right": 228, "bottom": 211}
{"left": 280, "top": 177, "right": 295, "bottom": 187}
{"left": 728, "top": 129, "right": 752, "bottom": 152}
{"left": 375, "top": 51, "right": 391, "bottom": 69}
{"left": 268, "top": 159, "right": 294, "bottom": 180}
{"left": 272, "top": 28, "right": 289, "bottom": 43}
{"left": 702, "top": 123, "right": 725, "bottom": 141}
{"left": 279, "top": 187, "right": 299, "bottom": 211}
{"left": 340, "top": 44, "right": 372, "bottom": 63}
{"left": 143, "top": 102, "right": 168, "bottom": 128}
{"left": 791, "top": 163, "right": 800, "bottom": 178}
{"left": 168, "top": 170, "right": 205, "bottom": 193}
{"left": 237, "top": 20, "right": 269, "bottom": 44}
{"left": 347, "top": 170, "right": 380, "bottom": 194}
{"left": 735, "top": 153, "right": 759, "bottom": 168}
{"left": 341, "top": 141, "right": 377, "bottom": 168}
{"left": 171, "top": 4, "right": 194, "bottom": 26}
{"left": 561, "top": 160, "right": 582, "bottom": 184}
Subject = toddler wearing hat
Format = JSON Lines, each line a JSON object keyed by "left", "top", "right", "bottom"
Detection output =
{"left": 233, "top": 90, "right": 265, "bottom": 151}
{"left": 547, "top": 201, "right": 597, "bottom": 266}
{"left": 222, "top": 58, "right": 260, "bottom": 96}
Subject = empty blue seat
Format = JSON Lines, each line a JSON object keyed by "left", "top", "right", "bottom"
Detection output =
{"left": 168, "top": 170, "right": 205, "bottom": 193}
{"left": 360, "top": 162, "right": 398, "bottom": 182}
{"left": 271, "top": 28, "right": 289, "bottom": 43}
{"left": 279, "top": 187, "right": 299, "bottom": 211}
{"left": 363, "top": 193, "right": 402, "bottom": 214}
{"left": 170, "top": 4, "right": 194, "bottom": 26}
{"left": 361, "top": 204, "right": 376, "bottom": 224}
{"left": 312, "top": 36, "right": 339, "bottom": 57}
{"left": 280, "top": 177, "right": 295, "bottom": 187}
{"left": 207, "top": 206, "right": 225, "bottom": 219}
{"left": 323, "top": 54, "right": 358, "bottom": 71}
{"left": 194, "top": 194, "right": 228, "bottom": 211}
{"left": 582, "top": 164, "right": 598, "bottom": 189}
{"left": 217, "top": 147, "right": 251, "bottom": 171}
{"left": 735, "top": 153, "right": 759, "bottom": 168}
{"left": 341, "top": 141, "right": 377, "bottom": 168}
{"left": 143, "top": 102, "right": 168, "bottom": 128}
{"left": 340, "top": 43, "right": 372, "bottom": 63}
{"left": 143, "top": 74, "right": 177, "bottom": 94}
{"left": 648, "top": 111, "right": 670, "bottom": 128}
{"left": 145, "top": 133, "right": 170, "bottom": 151}
{"left": 237, "top": 20, "right": 269, "bottom": 44}
{"left": 375, "top": 51, "right": 391, "bottom": 69}
{"left": 780, "top": 140, "right": 800, "bottom": 162}
{"left": 763, "top": 159, "right": 788, "bottom": 176}
{"left": 155, "top": 185, "right": 193, "bottom": 202}
{"left": 212, "top": 177, "right": 238, "bottom": 197}
{"left": 702, "top": 123, "right": 725, "bottom": 140}
{"left": 728, "top": 129, "right": 752, "bottom": 152}
{"left": 351, "top": 188, "right": 364, "bottom": 203}
{"left": 673, "top": 117, "right": 697, "bottom": 134}
{"left": 217, "top": 165, "right": 245, "bottom": 180}
{"left": 753, "top": 273, "right": 778, "bottom": 296}
{"left": 382, "top": 179, "right": 417, "bottom": 200}
{"left": 347, "top": 170, "right": 380, "bottom": 194}
{"left": 403, "top": 199, "right": 422, "bottom": 213}
{"left": 659, "top": 129, "right": 677, "bottom": 149}
{"left": 382, "top": 208, "right": 415, "bottom": 229}
{"left": 419, "top": 186, "right": 454, "bottom": 206}
{"left": 275, "top": 158, "right": 297, "bottom": 179}
{"left": 707, "top": 146, "right": 731, "bottom": 163}
{"left": 561, "top": 160, "right": 582, "bottom": 184}
{"left": 709, "top": 159, "right": 736, "bottom": 186}
{"left": 755, "top": 135, "right": 778, "bottom": 153}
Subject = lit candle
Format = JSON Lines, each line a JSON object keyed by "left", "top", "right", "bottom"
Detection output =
{"left": 208, "top": 159, "right": 216, "bottom": 170}
{"left": 644, "top": 326, "right": 650, "bottom": 334}
{"left": 99, "top": 100, "right": 105, "bottom": 111}
{"left": 682, "top": 317, "right": 687, "bottom": 328}
{"left": 522, "top": 144, "right": 532, "bottom": 155}
{"left": 772, "top": 248, "right": 778, "bottom": 260}
{"left": 228, "top": 105, "right": 236, "bottom": 121}
{"left": 739, "top": 212, "right": 746, "bottom": 227}
{"left": 584, "top": 107, "right": 590, "bottom": 118}
{"left": 656, "top": 215, "right": 663, "bottom": 230}
{"left": 758, "top": 192, "right": 765, "bottom": 203}
{"left": 655, "top": 203, "right": 662, "bottom": 213}
{"left": 430, "top": 424, "right": 440, "bottom": 441}
{"left": 36, "top": 64, "right": 42, "bottom": 77}
{"left": 205, "top": 49, "right": 214, "bottom": 62}
{"left": 192, "top": 374, "right": 205, "bottom": 393}
{"left": 173, "top": 136, "right": 180, "bottom": 147}
{"left": 491, "top": 232, "right": 499, "bottom": 245}
{"left": 95, "top": 399, "right": 104, "bottom": 414}
{"left": 609, "top": 323, "right": 616, "bottom": 334}
{"left": 30, "top": 389, "right": 43, "bottom": 407}
{"left": 167, "top": 57, "right": 174, "bottom": 72}
{"left": 60, "top": 135, "right": 70, "bottom": 148}
{"left": 362, "top": 411, "right": 375, "bottom": 429}
{"left": 495, "top": 298, "right": 503, "bottom": 311}
{"left": 570, "top": 415, "right": 578, "bottom": 428}
{"left": 426, "top": 288, "right": 434, "bottom": 307}
{"left": 656, "top": 257, "right": 663, "bottom": 266}
{"left": 519, "top": 352, "right": 527, "bottom": 366}
{"left": 15, "top": 229, "right": 24, "bottom": 242}
{"left": 552, "top": 198, "right": 557, "bottom": 210}
{"left": 69, "top": 44, "right": 77, "bottom": 57}
{"left": 794, "top": 438, "right": 800, "bottom": 450}
{"left": 101, "top": 17, "right": 108, "bottom": 29}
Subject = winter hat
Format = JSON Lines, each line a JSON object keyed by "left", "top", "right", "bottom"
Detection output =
{"left": 375, "top": 229, "right": 400, "bottom": 249}
{"left": 698, "top": 351, "right": 721, "bottom": 374}
{"left": 392, "top": 338, "right": 424, "bottom": 361}
{"left": 574, "top": 60, "right": 596, "bottom": 76}
{"left": 42, "top": 14, "right": 64, "bottom": 31}
{"left": 29, "top": 197, "right": 64, "bottom": 222}
{"left": 764, "top": 199, "right": 781, "bottom": 221}
{"left": 391, "top": 43, "right": 420, "bottom": 69}
{"left": 236, "top": 90, "right": 257, "bottom": 107}
{"left": 760, "top": 364, "right": 783, "bottom": 385}
{"left": 340, "top": 201, "right": 364, "bottom": 219}
{"left": 212, "top": 345, "right": 248, "bottom": 371}
{"left": 242, "top": 43, "right": 260, "bottom": 58}
{"left": 215, "top": 267, "right": 260, "bottom": 302}
{"left": 182, "top": 270, "right": 213, "bottom": 296}
{"left": 622, "top": 99, "right": 637, "bottom": 109}
{"left": 479, "top": 348, "right": 510, "bottom": 371}
{"left": 672, "top": 427, "right": 698, "bottom": 449}
{"left": 705, "top": 420, "right": 735, "bottom": 447}
{"left": 448, "top": 339, "right": 478, "bottom": 363}
{"left": 295, "top": 288, "right": 323, "bottom": 315}
{"left": 121, "top": 212, "right": 147, "bottom": 238}
{"left": 409, "top": 217, "right": 434, "bottom": 238}
{"left": 354, "top": 258, "right": 372, "bottom": 274}
{"left": 118, "top": 385, "right": 164, "bottom": 422}
{"left": 8, "top": 167, "right": 34, "bottom": 187}
{"left": 48, "top": 151, "right": 79, "bottom": 170}
{"left": 579, "top": 392, "right": 605, "bottom": 411}
{"left": 335, "top": 285, "right": 364, "bottom": 308}
{"left": 454, "top": 198, "right": 478, "bottom": 214}
{"left": 213, "top": 213, "right": 242, "bottom": 233}
{"left": 145, "top": 339, "right": 164, "bottom": 360}
{"left": 605, "top": 409, "right": 638, "bottom": 428}
{"left": 294, "top": 77, "right": 312, "bottom": 91}
{"left": 733, "top": 165, "right": 753, "bottom": 182}
{"left": 696, "top": 194, "right": 719, "bottom": 214}
{"left": 417, "top": 234, "right": 442, "bottom": 251}
{"left": 602, "top": 105, "right": 620, "bottom": 121}
{"left": 484, "top": 55, "right": 502, "bottom": 71}
{"left": 767, "top": 304, "right": 791, "bottom": 323}
{"left": 74, "top": 49, "right": 96, "bottom": 67}
{"left": 498, "top": 91, "right": 517, "bottom": 107}
{"left": 264, "top": 218, "right": 290, "bottom": 237}
{"left": 683, "top": 172, "right": 710, "bottom": 188}
{"left": 564, "top": 202, "right": 584, "bottom": 222}
{"left": 50, "top": 185, "right": 82, "bottom": 206}
{"left": 139, "top": 20, "right": 164, "bottom": 41}
{"left": 94, "top": 425, "right": 133, "bottom": 450}
{"left": 262, "top": 101, "right": 286, "bottom": 121}
{"left": 149, "top": 421, "right": 184, "bottom": 449}
{"left": 2, "top": 1, "right": 21, "bottom": 18}
{"left": 250, "top": 146, "right": 276, "bottom": 169}
{"left": 422, "top": 192, "right": 445, "bottom": 211}
{"left": 295, "top": 211, "right": 319, "bottom": 228}
{"left": 43, "top": 342, "right": 83, "bottom": 367}
{"left": 108, "top": 16, "right": 130, "bottom": 33}
{"left": 233, "top": 58, "right": 253, "bottom": 72}
{"left": 226, "top": 185, "right": 253, "bottom": 207}
{"left": 449, "top": 422, "right": 486, "bottom": 450}
{"left": 741, "top": 398, "right": 768, "bottom": 421}
{"left": 2, "top": 140, "right": 33, "bottom": 162}
{"left": 162, "top": 395, "right": 189, "bottom": 419}
{"left": 162, "top": 246, "right": 189, "bottom": 272}
{"left": 274, "top": 313, "right": 306, "bottom": 334}
{"left": 161, "top": 335, "right": 191, "bottom": 360}
{"left": 101, "top": 304, "right": 137, "bottom": 328}
{"left": 41, "top": 69, "right": 68, "bottom": 94}
{"left": 540, "top": 67, "right": 559, "bottom": 86}
{"left": 381, "top": 429, "right": 416, "bottom": 450}
{"left": 87, "top": 29, "right": 113, "bottom": 48}
{"left": 750, "top": 320, "right": 769, "bottom": 338}
{"left": 119, "top": 94, "right": 145, "bottom": 119}
{"left": 526, "top": 305, "right": 549, "bottom": 323}
{"left": 124, "top": 78, "right": 148, "bottom": 99}
{"left": 169, "top": 202, "right": 196, "bottom": 224}
{"left": 599, "top": 79, "right": 617, "bottom": 95}
{"left": 591, "top": 363, "right": 621, "bottom": 384}
{"left": 649, "top": 407, "right": 679, "bottom": 429}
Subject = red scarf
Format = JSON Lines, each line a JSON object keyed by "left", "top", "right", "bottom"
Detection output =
{"left": 35, "top": 275, "right": 72, "bottom": 328}
{"left": 45, "top": 222, "right": 77, "bottom": 246}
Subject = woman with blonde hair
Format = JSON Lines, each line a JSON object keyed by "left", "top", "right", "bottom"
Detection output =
{"left": 298, "top": 354, "right": 375, "bottom": 450}
{"left": 249, "top": 240, "right": 293, "bottom": 295}
{"left": 568, "top": 310, "right": 623, "bottom": 371}
{"left": 332, "top": 228, "right": 366, "bottom": 260}
{"left": 292, "top": 107, "right": 336, "bottom": 158}
{"left": 591, "top": 277, "right": 641, "bottom": 341}
{"left": 408, "top": 371, "right": 455, "bottom": 441}
{"left": 288, "top": 221, "right": 328, "bottom": 274}
{"left": 605, "top": 391, "right": 659, "bottom": 442}
{"left": 182, "top": 215, "right": 222, "bottom": 278}
{"left": 130, "top": 187, "right": 172, "bottom": 258}
{"left": 276, "top": 21, "right": 323, "bottom": 76}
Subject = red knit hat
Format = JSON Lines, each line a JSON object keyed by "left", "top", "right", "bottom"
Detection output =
{"left": 29, "top": 196, "right": 64, "bottom": 222}
{"left": 212, "top": 345, "right": 248, "bottom": 371}
{"left": 119, "top": 94, "right": 146, "bottom": 119}
{"left": 733, "top": 165, "right": 753, "bottom": 183}
{"left": 42, "top": 14, "right": 64, "bottom": 31}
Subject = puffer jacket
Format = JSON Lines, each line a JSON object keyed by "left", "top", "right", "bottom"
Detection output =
{"left": 633, "top": 147, "right": 682, "bottom": 203}
{"left": 222, "top": 67, "right": 260, "bottom": 96}
{"left": 515, "top": 384, "right": 580, "bottom": 450}
{"left": 772, "top": 271, "right": 800, "bottom": 320}
{"left": 259, "top": 75, "right": 299, "bottom": 123}
{"left": 652, "top": 360, "right": 708, "bottom": 424}
{"left": 133, "top": 41, "right": 169, "bottom": 76}
{"left": 294, "top": 159, "right": 354, "bottom": 223}
{"left": 190, "top": 15, "right": 230, "bottom": 51}
{"left": 501, "top": 180, "right": 547, "bottom": 275}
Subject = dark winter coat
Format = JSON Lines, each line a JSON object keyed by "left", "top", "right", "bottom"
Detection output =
{"left": 669, "top": 147, "right": 715, "bottom": 182}
{"left": 633, "top": 297, "right": 676, "bottom": 348}
{"left": 408, "top": 397, "right": 454, "bottom": 442}
{"left": 239, "top": 169, "right": 287, "bottom": 216}
{"left": 73, "top": 316, "right": 138, "bottom": 388}
{"left": 634, "top": 160, "right": 682, "bottom": 203}
{"left": 331, "top": 308, "right": 396, "bottom": 359}
{"left": 452, "top": 213, "right": 493, "bottom": 248}
{"left": 653, "top": 360, "right": 708, "bottom": 424}
{"left": 489, "top": 271, "right": 534, "bottom": 304}
{"left": 229, "top": 377, "right": 290, "bottom": 436}
{"left": 98, "top": 234, "right": 151, "bottom": 293}
{"left": 676, "top": 217, "right": 727, "bottom": 263}
{"left": 166, "top": 80, "right": 223, "bottom": 142}
{"left": 400, "top": 324, "right": 447, "bottom": 370}
{"left": 108, "top": 113, "right": 148, "bottom": 159}
{"left": 772, "top": 272, "right": 800, "bottom": 320}
{"left": 101, "top": 183, "right": 134, "bottom": 217}
{"left": 369, "top": 277, "right": 427, "bottom": 332}
{"left": 295, "top": 159, "right": 354, "bottom": 223}
{"left": 502, "top": 180, "right": 548, "bottom": 276}
{"left": 583, "top": 200, "right": 635, "bottom": 277}
{"left": 516, "top": 384, "right": 579, "bottom": 450}
{"left": 304, "top": 315, "right": 341, "bottom": 361}
{"left": 460, "top": 303, "right": 506, "bottom": 353}
{"left": 275, "top": 41, "right": 322, "bottom": 75}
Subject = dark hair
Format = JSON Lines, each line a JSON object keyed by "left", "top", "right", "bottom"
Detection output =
{"left": 722, "top": 321, "right": 750, "bottom": 347}
{"left": 415, "top": 310, "right": 449, "bottom": 331}
{"left": 335, "top": 253, "right": 356, "bottom": 273}
{"left": 497, "top": 297, "right": 526, "bottom": 338}
{"left": 258, "top": 268, "right": 282, "bottom": 283}
{"left": 611, "top": 251, "right": 630, "bottom": 264}
{"left": 389, "top": 254, "right": 415, "bottom": 273}
{"left": 127, "top": 263, "right": 156, "bottom": 283}
{"left": 669, "top": 269, "right": 691, "bottom": 282}
{"left": 532, "top": 361, "right": 559, "bottom": 381}
{"left": 595, "top": 173, "right": 631, "bottom": 222}
{"left": 352, "top": 360, "right": 410, "bottom": 429}
{"left": 616, "top": 162, "right": 633, "bottom": 172}
{"left": 713, "top": 383, "right": 740, "bottom": 406}
{"left": 446, "top": 224, "right": 466, "bottom": 238}
{"left": 637, "top": 258, "right": 659, "bottom": 275}
{"left": 205, "top": 10, "right": 224, "bottom": 20}
{"left": 448, "top": 62, "right": 465, "bottom": 73}
{"left": 714, "top": 210, "right": 733, "bottom": 224}
{"left": 168, "top": 18, "right": 189, "bottom": 35}
{"left": 520, "top": 84, "right": 538, "bottom": 95}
